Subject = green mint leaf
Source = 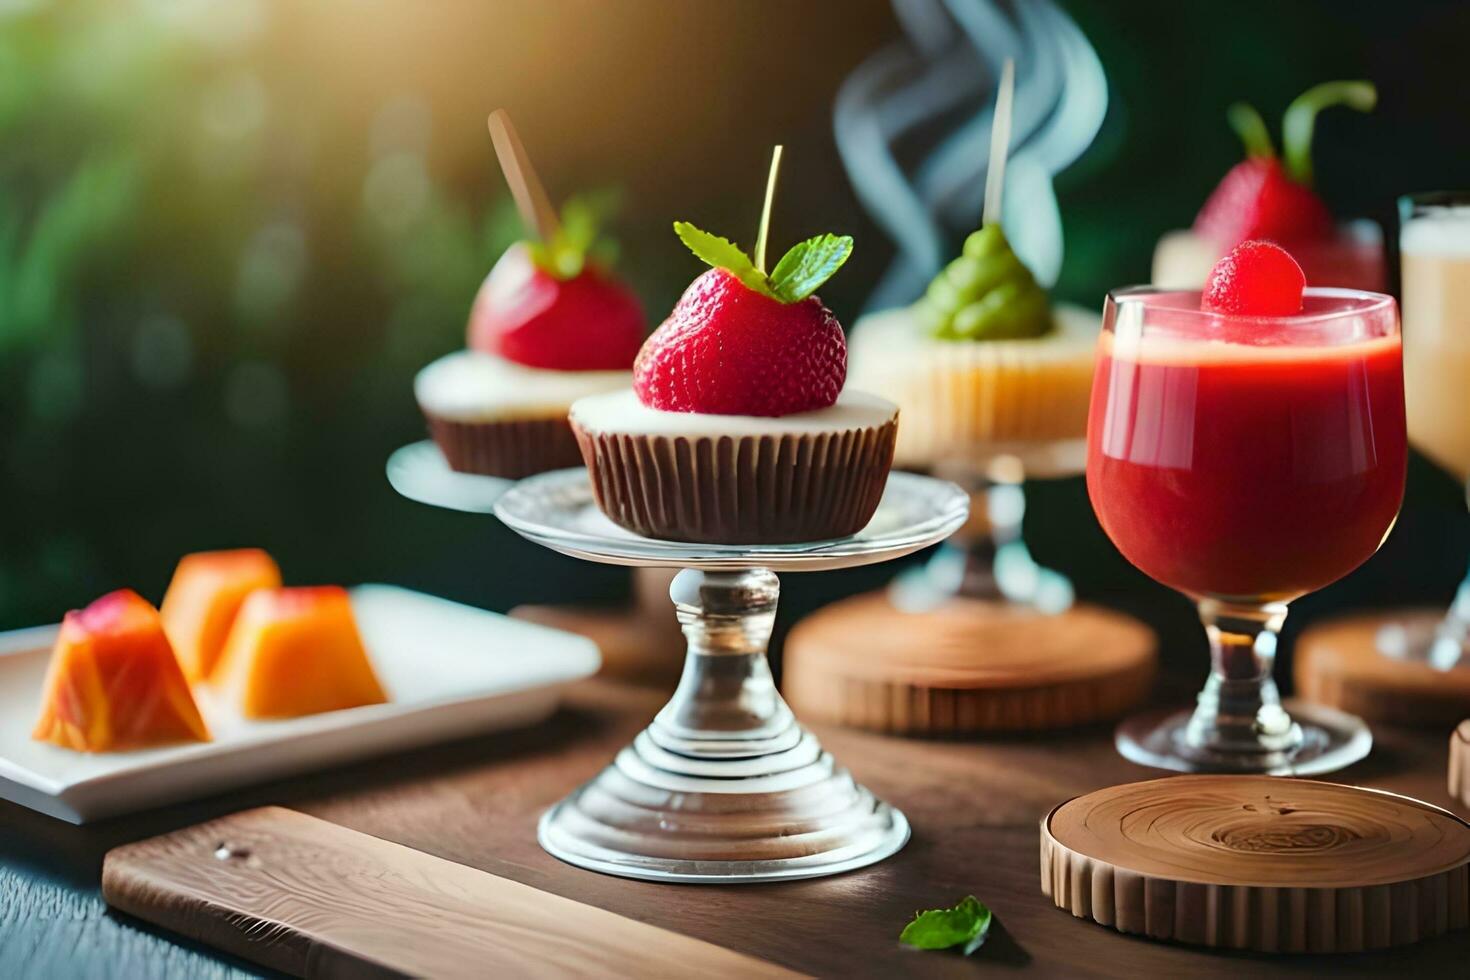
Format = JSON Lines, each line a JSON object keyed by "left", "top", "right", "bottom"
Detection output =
{"left": 768, "top": 233, "right": 853, "bottom": 302}
{"left": 527, "top": 190, "right": 623, "bottom": 280}
{"left": 899, "top": 896, "right": 992, "bottom": 956}
{"left": 673, "top": 221, "right": 773, "bottom": 297}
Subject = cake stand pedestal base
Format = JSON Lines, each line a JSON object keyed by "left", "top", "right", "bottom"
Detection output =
{"left": 538, "top": 569, "right": 909, "bottom": 883}
{"left": 487, "top": 467, "right": 968, "bottom": 883}
{"left": 1295, "top": 610, "right": 1470, "bottom": 726}
{"left": 783, "top": 593, "right": 1156, "bottom": 734}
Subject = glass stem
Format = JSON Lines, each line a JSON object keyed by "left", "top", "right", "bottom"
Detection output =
{"left": 891, "top": 456, "right": 1038, "bottom": 607}
{"left": 1184, "top": 598, "right": 1302, "bottom": 755}
{"left": 649, "top": 569, "right": 799, "bottom": 755}
{"left": 1430, "top": 564, "right": 1470, "bottom": 669}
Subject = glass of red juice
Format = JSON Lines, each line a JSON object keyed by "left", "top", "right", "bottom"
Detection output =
{"left": 1087, "top": 286, "right": 1405, "bottom": 774}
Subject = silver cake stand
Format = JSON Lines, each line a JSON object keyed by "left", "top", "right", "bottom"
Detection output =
{"left": 475, "top": 466, "right": 969, "bottom": 883}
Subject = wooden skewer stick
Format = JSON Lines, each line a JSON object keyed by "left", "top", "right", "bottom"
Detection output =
{"left": 753, "top": 145, "right": 784, "bottom": 274}
{"left": 486, "top": 109, "right": 560, "bottom": 242}
{"left": 982, "top": 59, "right": 1016, "bottom": 228}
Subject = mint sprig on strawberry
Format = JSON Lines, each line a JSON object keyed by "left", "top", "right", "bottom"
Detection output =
{"left": 674, "top": 222, "right": 853, "bottom": 304}
{"left": 526, "top": 191, "right": 622, "bottom": 280}
{"left": 1194, "top": 80, "right": 1376, "bottom": 248}
{"left": 672, "top": 144, "right": 853, "bottom": 304}
{"left": 634, "top": 146, "right": 850, "bottom": 417}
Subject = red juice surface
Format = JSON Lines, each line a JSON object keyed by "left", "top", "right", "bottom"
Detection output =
{"left": 1087, "top": 328, "right": 1405, "bottom": 602}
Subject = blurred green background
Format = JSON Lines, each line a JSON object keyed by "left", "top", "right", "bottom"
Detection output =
{"left": 3, "top": 0, "right": 1467, "bottom": 683}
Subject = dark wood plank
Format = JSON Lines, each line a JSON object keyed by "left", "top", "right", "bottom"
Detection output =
{"left": 4, "top": 676, "right": 1468, "bottom": 978}
{"left": 0, "top": 862, "right": 260, "bottom": 980}
{"left": 292, "top": 681, "right": 1470, "bottom": 978}
{"left": 102, "top": 806, "right": 796, "bottom": 979}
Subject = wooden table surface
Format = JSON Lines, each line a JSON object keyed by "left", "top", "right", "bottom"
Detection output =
{"left": 1, "top": 675, "right": 1466, "bottom": 979}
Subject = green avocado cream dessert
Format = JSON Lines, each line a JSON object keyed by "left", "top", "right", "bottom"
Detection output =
{"left": 918, "top": 224, "right": 1052, "bottom": 341}
{"left": 847, "top": 222, "right": 1100, "bottom": 467}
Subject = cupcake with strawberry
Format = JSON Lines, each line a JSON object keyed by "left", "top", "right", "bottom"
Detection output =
{"left": 571, "top": 149, "right": 898, "bottom": 544}
{"left": 1153, "top": 81, "right": 1384, "bottom": 291}
{"left": 415, "top": 112, "right": 644, "bottom": 478}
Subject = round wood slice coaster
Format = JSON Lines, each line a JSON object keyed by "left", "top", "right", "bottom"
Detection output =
{"left": 781, "top": 591, "right": 1155, "bottom": 734}
{"left": 1453, "top": 721, "right": 1470, "bottom": 812}
{"left": 1294, "top": 610, "right": 1470, "bottom": 726}
{"left": 1040, "top": 775, "right": 1470, "bottom": 953}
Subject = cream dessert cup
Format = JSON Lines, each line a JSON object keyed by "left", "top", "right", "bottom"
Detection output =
{"left": 1390, "top": 194, "right": 1470, "bottom": 668}
{"left": 569, "top": 388, "right": 898, "bottom": 544}
{"left": 415, "top": 351, "right": 629, "bottom": 478}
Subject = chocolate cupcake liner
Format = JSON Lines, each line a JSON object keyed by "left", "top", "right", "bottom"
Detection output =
{"left": 572, "top": 419, "right": 898, "bottom": 544}
{"left": 424, "top": 413, "right": 583, "bottom": 479}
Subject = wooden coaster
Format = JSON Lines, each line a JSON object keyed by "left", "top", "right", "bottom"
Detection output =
{"left": 782, "top": 591, "right": 1155, "bottom": 734}
{"left": 1454, "top": 721, "right": 1470, "bottom": 812}
{"left": 1294, "top": 610, "right": 1470, "bottom": 726}
{"left": 511, "top": 568, "right": 684, "bottom": 685}
{"left": 1041, "top": 775, "right": 1470, "bottom": 953}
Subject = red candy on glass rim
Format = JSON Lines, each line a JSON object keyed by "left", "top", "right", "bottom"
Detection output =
{"left": 1201, "top": 240, "right": 1306, "bottom": 316}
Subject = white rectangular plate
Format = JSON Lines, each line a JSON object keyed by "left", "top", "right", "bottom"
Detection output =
{"left": 0, "top": 584, "right": 600, "bottom": 824}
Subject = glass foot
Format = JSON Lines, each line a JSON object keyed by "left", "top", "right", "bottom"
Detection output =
{"left": 1376, "top": 597, "right": 1470, "bottom": 671}
{"left": 537, "top": 736, "right": 910, "bottom": 883}
{"left": 538, "top": 567, "right": 909, "bottom": 883}
{"left": 1116, "top": 699, "right": 1372, "bottom": 776}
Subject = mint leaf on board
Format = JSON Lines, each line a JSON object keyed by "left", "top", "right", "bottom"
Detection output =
{"left": 672, "top": 221, "right": 774, "bottom": 297}
{"left": 898, "top": 896, "right": 993, "bottom": 956}
{"left": 768, "top": 233, "right": 854, "bottom": 303}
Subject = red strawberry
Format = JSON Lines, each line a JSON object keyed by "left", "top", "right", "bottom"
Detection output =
{"left": 468, "top": 243, "right": 644, "bottom": 371}
{"left": 638, "top": 147, "right": 856, "bottom": 416}
{"left": 1193, "top": 157, "right": 1333, "bottom": 247}
{"left": 1202, "top": 240, "right": 1305, "bottom": 316}
{"left": 634, "top": 268, "right": 846, "bottom": 416}
{"left": 1193, "top": 81, "right": 1376, "bottom": 250}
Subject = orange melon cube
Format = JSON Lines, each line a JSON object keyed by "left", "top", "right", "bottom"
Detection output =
{"left": 160, "top": 548, "right": 281, "bottom": 683}
{"left": 211, "top": 586, "right": 388, "bottom": 719}
{"left": 32, "top": 590, "right": 211, "bottom": 752}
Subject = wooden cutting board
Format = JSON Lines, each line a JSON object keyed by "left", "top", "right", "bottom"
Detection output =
{"left": 102, "top": 806, "right": 799, "bottom": 979}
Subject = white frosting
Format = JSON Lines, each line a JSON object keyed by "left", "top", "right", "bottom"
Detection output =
{"left": 415, "top": 351, "right": 631, "bottom": 421}
{"left": 570, "top": 388, "right": 897, "bottom": 437}
{"left": 1402, "top": 207, "right": 1470, "bottom": 257}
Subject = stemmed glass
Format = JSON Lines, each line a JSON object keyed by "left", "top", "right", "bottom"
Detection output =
{"left": 1087, "top": 287, "right": 1405, "bottom": 774}
{"left": 1379, "top": 193, "right": 1470, "bottom": 668}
